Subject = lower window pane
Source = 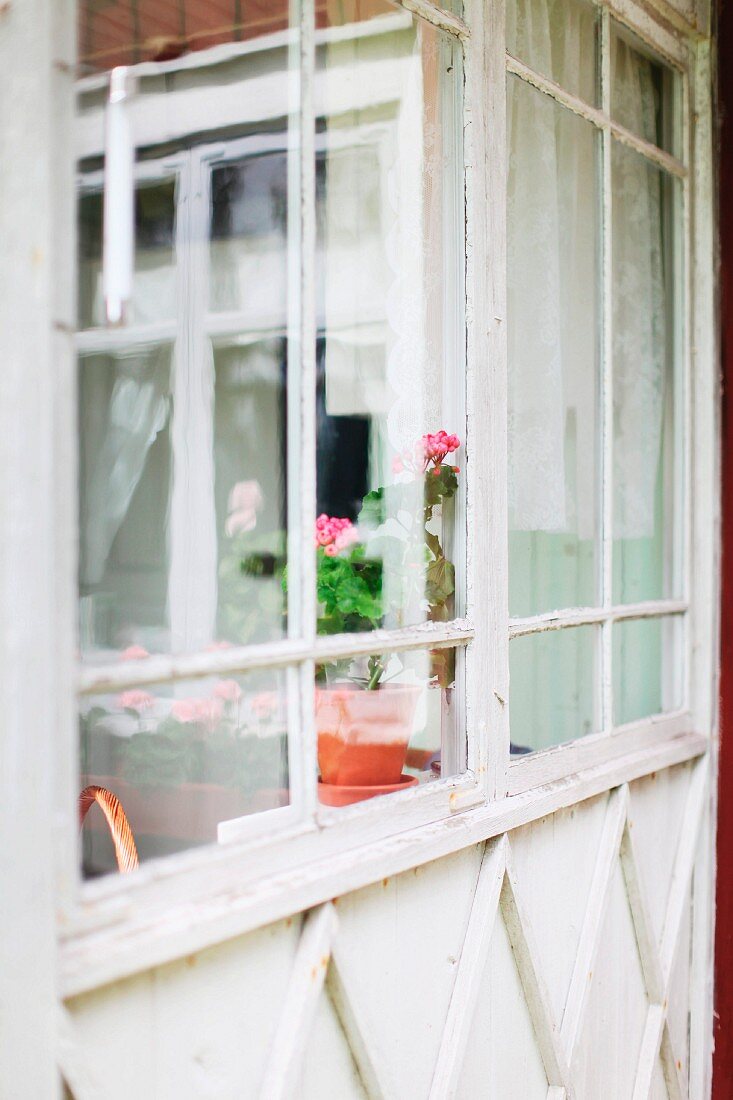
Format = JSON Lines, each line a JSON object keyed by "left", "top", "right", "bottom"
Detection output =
{"left": 510, "top": 626, "right": 599, "bottom": 754}
{"left": 613, "top": 616, "right": 683, "bottom": 725}
{"left": 315, "top": 647, "right": 463, "bottom": 807}
{"left": 79, "top": 668, "right": 290, "bottom": 877}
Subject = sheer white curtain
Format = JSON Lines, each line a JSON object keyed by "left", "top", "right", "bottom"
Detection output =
{"left": 80, "top": 343, "right": 171, "bottom": 588}
{"left": 507, "top": 0, "right": 666, "bottom": 541}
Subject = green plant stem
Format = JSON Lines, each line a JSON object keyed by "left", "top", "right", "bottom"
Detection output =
{"left": 366, "top": 656, "right": 385, "bottom": 690}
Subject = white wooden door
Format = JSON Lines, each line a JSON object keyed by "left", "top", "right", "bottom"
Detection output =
{"left": 0, "top": 0, "right": 718, "bottom": 1097}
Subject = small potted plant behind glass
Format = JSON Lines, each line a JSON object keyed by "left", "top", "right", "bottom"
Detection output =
{"left": 314, "top": 431, "right": 460, "bottom": 805}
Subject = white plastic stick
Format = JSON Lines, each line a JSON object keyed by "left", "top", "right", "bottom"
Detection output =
{"left": 103, "top": 66, "right": 136, "bottom": 326}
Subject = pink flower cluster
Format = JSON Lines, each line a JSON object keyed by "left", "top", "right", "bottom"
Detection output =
{"left": 393, "top": 430, "right": 461, "bottom": 476}
{"left": 422, "top": 430, "right": 460, "bottom": 465}
{"left": 171, "top": 696, "right": 224, "bottom": 731}
{"left": 117, "top": 689, "right": 155, "bottom": 714}
{"left": 315, "top": 514, "right": 359, "bottom": 557}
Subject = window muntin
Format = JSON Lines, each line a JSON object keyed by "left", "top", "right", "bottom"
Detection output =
{"left": 507, "top": 9, "right": 687, "bottom": 755}
{"left": 75, "top": 0, "right": 472, "bottom": 877}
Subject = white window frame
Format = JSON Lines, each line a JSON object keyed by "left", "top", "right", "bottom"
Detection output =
{"left": 55, "top": 0, "right": 717, "bottom": 999}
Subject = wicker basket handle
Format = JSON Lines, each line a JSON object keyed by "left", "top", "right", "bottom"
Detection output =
{"left": 78, "top": 785, "right": 139, "bottom": 874}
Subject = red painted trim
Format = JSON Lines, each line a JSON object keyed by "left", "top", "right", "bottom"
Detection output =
{"left": 714, "top": 4, "right": 733, "bottom": 1093}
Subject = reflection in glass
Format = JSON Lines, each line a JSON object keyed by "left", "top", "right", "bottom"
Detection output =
{"left": 78, "top": 348, "right": 173, "bottom": 657}
{"left": 78, "top": 179, "right": 177, "bottom": 330}
{"left": 506, "top": 0, "right": 598, "bottom": 105}
{"left": 508, "top": 76, "right": 600, "bottom": 617}
{"left": 76, "top": 11, "right": 298, "bottom": 660}
{"left": 315, "top": 6, "right": 464, "bottom": 635}
{"left": 509, "top": 626, "right": 599, "bottom": 753}
{"left": 613, "top": 616, "right": 683, "bottom": 725}
{"left": 611, "top": 22, "right": 681, "bottom": 157}
{"left": 214, "top": 338, "right": 287, "bottom": 645}
{"left": 315, "top": 647, "right": 462, "bottom": 807}
{"left": 78, "top": 0, "right": 290, "bottom": 74}
{"left": 210, "top": 154, "right": 289, "bottom": 319}
{"left": 612, "top": 145, "right": 681, "bottom": 604}
{"left": 79, "top": 668, "right": 290, "bottom": 876}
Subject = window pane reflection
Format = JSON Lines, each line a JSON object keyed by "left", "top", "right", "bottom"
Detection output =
{"left": 80, "top": 667, "right": 290, "bottom": 876}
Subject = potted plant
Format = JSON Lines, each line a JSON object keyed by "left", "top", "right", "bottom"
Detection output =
{"left": 313, "top": 430, "right": 461, "bottom": 805}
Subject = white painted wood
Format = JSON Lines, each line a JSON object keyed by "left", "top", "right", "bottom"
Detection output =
{"left": 505, "top": 54, "right": 688, "bottom": 177}
{"left": 0, "top": 0, "right": 74, "bottom": 1093}
{"left": 502, "top": 849, "right": 572, "bottom": 1093}
{"left": 398, "top": 0, "right": 469, "bottom": 39}
{"left": 56, "top": 1006, "right": 101, "bottom": 1100}
{"left": 327, "top": 844, "right": 484, "bottom": 1100}
{"left": 620, "top": 813, "right": 665, "bottom": 1003}
{"left": 509, "top": 600, "right": 688, "bottom": 638}
{"left": 326, "top": 960, "right": 387, "bottom": 1099}
{"left": 77, "top": 619, "right": 475, "bottom": 693}
{"left": 429, "top": 838, "right": 506, "bottom": 1098}
{"left": 259, "top": 903, "right": 338, "bottom": 1100}
{"left": 632, "top": 1003, "right": 667, "bottom": 1100}
{"left": 561, "top": 787, "right": 628, "bottom": 1062}
{"left": 60, "top": 733, "right": 707, "bottom": 996}
{"left": 507, "top": 713, "right": 692, "bottom": 795}
{"left": 455, "top": 914, "right": 550, "bottom": 1100}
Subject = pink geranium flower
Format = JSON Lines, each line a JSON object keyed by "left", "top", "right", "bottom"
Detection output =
{"left": 121, "top": 645, "right": 149, "bottom": 661}
{"left": 117, "top": 689, "right": 155, "bottom": 713}
{"left": 171, "top": 697, "right": 224, "bottom": 730}
{"left": 315, "top": 514, "right": 359, "bottom": 554}
{"left": 213, "top": 679, "right": 242, "bottom": 702}
{"left": 225, "top": 479, "right": 263, "bottom": 537}
{"left": 393, "top": 429, "right": 461, "bottom": 477}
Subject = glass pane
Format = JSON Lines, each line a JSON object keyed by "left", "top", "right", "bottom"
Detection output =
{"left": 78, "top": 347, "right": 173, "bottom": 657}
{"left": 508, "top": 76, "right": 601, "bottom": 617}
{"left": 611, "top": 21, "right": 681, "bottom": 157}
{"left": 316, "top": 647, "right": 463, "bottom": 806}
{"left": 509, "top": 626, "right": 599, "bottom": 754}
{"left": 214, "top": 338, "right": 287, "bottom": 646}
{"left": 78, "top": 0, "right": 290, "bottom": 74}
{"left": 78, "top": 178, "right": 177, "bottom": 330}
{"left": 76, "top": 6, "right": 298, "bottom": 660}
{"left": 613, "top": 616, "right": 683, "bottom": 725}
{"left": 612, "top": 144, "right": 681, "bottom": 604}
{"left": 507, "top": 0, "right": 598, "bottom": 105}
{"left": 209, "top": 153, "right": 288, "bottom": 319}
{"left": 80, "top": 667, "right": 290, "bottom": 876}
{"left": 315, "top": 7, "right": 464, "bottom": 636}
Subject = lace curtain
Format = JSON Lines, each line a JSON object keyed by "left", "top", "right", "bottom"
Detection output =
{"left": 508, "top": 0, "right": 668, "bottom": 540}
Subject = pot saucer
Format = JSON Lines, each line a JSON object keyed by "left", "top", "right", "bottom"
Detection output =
{"left": 318, "top": 774, "right": 418, "bottom": 807}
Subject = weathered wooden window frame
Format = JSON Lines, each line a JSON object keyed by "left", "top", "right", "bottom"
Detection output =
{"left": 55, "top": 0, "right": 717, "bottom": 998}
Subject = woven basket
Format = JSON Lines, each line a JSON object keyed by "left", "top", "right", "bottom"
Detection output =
{"left": 79, "top": 785, "right": 139, "bottom": 874}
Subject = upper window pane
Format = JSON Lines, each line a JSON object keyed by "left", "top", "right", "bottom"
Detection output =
{"left": 508, "top": 75, "right": 601, "bottom": 617}
{"left": 612, "top": 145, "right": 682, "bottom": 604}
{"left": 314, "top": 8, "right": 465, "bottom": 634}
{"left": 76, "top": 9, "right": 298, "bottom": 661}
{"left": 507, "top": 0, "right": 599, "bottom": 106}
{"left": 611, "top": 21, "right": 681, "bottom": 158}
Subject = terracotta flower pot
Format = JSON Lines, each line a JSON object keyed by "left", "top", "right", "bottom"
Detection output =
{"left": 315, "top": 684, "right": 421, "bottom": 786}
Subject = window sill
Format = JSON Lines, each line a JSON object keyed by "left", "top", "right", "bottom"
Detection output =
{"left": 58, "top": 727, "right": 708, "bottom": 999}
